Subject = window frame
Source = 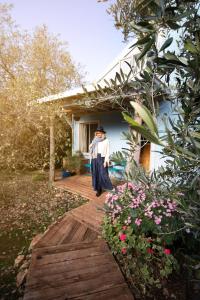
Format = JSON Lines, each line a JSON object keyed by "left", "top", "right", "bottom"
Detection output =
{"left": 79, "top": 120, "right": 100, "bottom": 155}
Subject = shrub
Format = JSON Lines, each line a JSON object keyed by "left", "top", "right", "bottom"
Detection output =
{"left": 102, "top": 181, "right": 179, "bottom": 296}
{"left": 62, "top": 151, "right": 84, "bottom": 174}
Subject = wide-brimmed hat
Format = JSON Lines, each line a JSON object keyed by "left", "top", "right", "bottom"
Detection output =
{"left": 95, "top": 126, "right": 106, "bottom": 133}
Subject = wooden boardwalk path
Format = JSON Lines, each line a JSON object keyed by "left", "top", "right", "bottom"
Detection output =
{"left": 23, "top": 175, "right": 134, "bottom": 300}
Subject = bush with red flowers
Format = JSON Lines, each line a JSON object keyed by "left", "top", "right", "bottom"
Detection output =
{"left": 102, "top": 182, "right": 180, "bottom": 297}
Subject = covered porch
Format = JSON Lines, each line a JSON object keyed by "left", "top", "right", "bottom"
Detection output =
{"left": 47, "top": 91, "right": 132, "bottom": 184}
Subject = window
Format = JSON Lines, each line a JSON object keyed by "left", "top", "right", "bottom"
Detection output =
{"left": 79, "top": 122, "right": 99, "bottom": 153}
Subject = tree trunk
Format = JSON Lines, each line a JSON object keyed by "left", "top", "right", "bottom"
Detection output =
{"left": 126, "top": 115, "right": 142, "bottom": 174}
{"left": 49, "top": 114, "right": 55, "bottom": 187}
{"left": 133, "top": 115, "right": 142, "bottom": 163}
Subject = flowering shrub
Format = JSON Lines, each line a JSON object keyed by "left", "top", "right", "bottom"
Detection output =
{"left": 102, "top": 182, "right": 179, "bottom": 296}
{"left": 105, "top": 182, "right": 179, "bottom": 236}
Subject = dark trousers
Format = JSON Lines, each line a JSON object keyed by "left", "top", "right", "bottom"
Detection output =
{"left": 91, "top": 154, "right": 113, "bottom": 192}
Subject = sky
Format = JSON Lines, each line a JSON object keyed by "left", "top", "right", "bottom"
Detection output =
{"left": 10, "top": 0, "right": 127, "bottom": 83}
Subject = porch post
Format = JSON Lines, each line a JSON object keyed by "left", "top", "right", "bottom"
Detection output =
{"left": 49, "top": 114, "right": 55, "bottom": 186}
{"left": 71, "top": 114, "right": 74, "bottom": 155}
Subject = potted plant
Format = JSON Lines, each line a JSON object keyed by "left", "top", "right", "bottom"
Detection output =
{"left": 62, "top": 151, "right": 84, "bottom": 176}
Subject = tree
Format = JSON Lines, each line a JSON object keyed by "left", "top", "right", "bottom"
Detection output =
{"left": 0, "top": 4, "right": 83, "bottom": 171}
{"left": 97, "top": 0, "right": 200, "bottom": 296}
{"left": 105, "top": 0, "right": 200, "bottom": 235}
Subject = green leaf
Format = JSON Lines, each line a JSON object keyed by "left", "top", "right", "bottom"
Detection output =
{"left": 164, "top": 53, "right": 179, "bottom": 61}
{"left": 130, "top": 23, "right": 154, "bottom": 33}
{"left": 166, "top": 20, "right": 181, "bottom": 30}
{"left": 122, "top": 112, "right": 163, "bottom": 145}
{"left": 104, "top": 79, "right": 110, "bottom": 87}
{"left": 120, "top": 68, "right": 125, "bottom": 81}
{"left": 115, "top": 72, "right": 122, "bottom": 84}
{"left": 178, "top": 57, "right": 188, "bottom": 66}
{"left": 159, "top": 37, "right": 173, "bottom": 52}
{"left": 185, "top": 137, "right": 200, "bottom": 150}
{"left": 175, "top": 146, "right": 197, "bottom": 159}
{"left": 130, "top": 101, "right": 159, "bottom": 136}
{"left": 184, "top": 40, "right": 198, "bottom": 54}
{"left": 137, "top": 37, "right": 155, "bottom": 61}
{"left": 190, "top": 132, "right": 200, "bottom": 140}
{"left": 130, "top": 34, "right": 151, "bottom": 48}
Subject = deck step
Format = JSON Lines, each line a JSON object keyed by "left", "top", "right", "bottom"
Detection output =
{"left": 24, "top": 240, "right": 134, "bottom": 300}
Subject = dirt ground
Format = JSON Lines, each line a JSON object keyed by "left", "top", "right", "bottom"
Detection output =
{"left": 0, "top": 170, "right": 88, "bottom": 300}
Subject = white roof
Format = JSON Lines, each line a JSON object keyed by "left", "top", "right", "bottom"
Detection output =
{"left": 36, "top": 40, "right": 141, "bottom": 104}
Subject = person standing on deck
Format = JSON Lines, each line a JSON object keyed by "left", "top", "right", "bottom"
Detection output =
{"left": 89, "top": 126, "right": 113, "bottom": 197}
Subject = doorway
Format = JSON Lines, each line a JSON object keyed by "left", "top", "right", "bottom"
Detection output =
{"left": 139, "top": 139, "right": 151, "bottom": 171}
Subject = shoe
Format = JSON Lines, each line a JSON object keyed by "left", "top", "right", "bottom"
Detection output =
{"left": 96, "top": 190, "right": 102, "bottom": 197}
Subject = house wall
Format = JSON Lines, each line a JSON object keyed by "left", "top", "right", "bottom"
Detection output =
{"left": 72, "top": 111, "right": 129, "bottom": 159}
{"left": 150, "top": 100, "right": 177, "bottom": 170}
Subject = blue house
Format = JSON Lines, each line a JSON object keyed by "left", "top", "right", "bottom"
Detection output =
{"left": 37, "top": 42, "right": 173, "bottom": 174}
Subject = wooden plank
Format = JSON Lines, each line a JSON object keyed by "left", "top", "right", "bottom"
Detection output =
{"left": 32, "top": 239, "right": 106, "bottom": 255}
{"left": 54, "top": 176, "right": 108, "bottom": 202}
{"left": 26, "top": 259, "right": 117, "bottom": 287}
{"left": 34, "top": 215, "right": 75, "bottom": 248}
{"left": 25, "top": 241, "right": 108, "bottom": 285}
{"left": 71, "top": 204, "right": 104, "bottom": 223}
{"left": 27, "top": 252, "right": 113, "bottom": 278}
{"left": 31, "top": 243, "right": 109, "bottom": 267}
{"left": 56, "top": 218, "right": 82, "bottom": 245}
{"left": 63, "top": 222, "right": 89, "bottom": 243}
{"left": 72, "top": 284, "right": 134, "bottom": 300}
{"left": 71, "top": 203, "right": 104, "bottom": 223}
{"left": 82, "top": 228, "right": 98, "bottom": 242}
{"left": 24, "top": 267, "right": 126, "bottom": 300}
{"left": 27, "top": 284, "right": 134, "bottom": 300}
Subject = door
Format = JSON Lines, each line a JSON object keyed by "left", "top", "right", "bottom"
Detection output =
{"left": 139, "top": 141, "right": 151, "bottom": 171}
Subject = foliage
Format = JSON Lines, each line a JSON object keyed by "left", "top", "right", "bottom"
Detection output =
{"left": 97, "top": 0, "right": 200, "bottom": 296}
{"left": 103, "top": 181, "right": 179, "bottom": 296}
{"left": 98, "top": 0, "right": 200, "bottom": 243}
{"left": 0, "top": 4, "right": 83, "bottom": 170}
{"left": 124, "top": 102, "right": 200, "bottom": 240}
{"left": 62, "top": 151, "right": 84, "bottom": 174}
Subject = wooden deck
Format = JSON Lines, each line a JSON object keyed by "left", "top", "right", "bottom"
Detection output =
{"left": 23, "top": 175, "right": 134, "bottom": 300}
{"left": 54, "top": 174, "right": 107, "bottom": 202}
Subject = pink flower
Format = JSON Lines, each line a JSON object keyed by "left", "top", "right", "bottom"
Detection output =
{"left": 112, "top": 195, "right": 119, "bottom": 201}
{"left": 122, "top": 226, "right": 127, "bottom": 231}
{"left": 154, "top": 216, "right": 162, "bottom": 225}
{"left": 117, "top": 183, "right": 127, "bottom": 193}
{"left": 105, "top": 192, "right": 112, "bottom": 201}
{"left": 164, "top": 248, "right": 171, "bottom": 255}
{"left": 125, "top": 216, "right": 132, "bottom": 225}
{"left": 121, "top": 247, "right": 127, "bottom": 254}
{"left": 119, "top": 233, "right": 127, "bottom": 241}
{"left": 147, "top": 248, "right": 154, "bottom": 254}
{"left": 135, "top": 218, "right": 142, "bottom": 226}
{"left": 128, "top": 182, "right": 135, "bottom": 189}
{"left": 166, "top": 212, "right": 172, "bottom": 217}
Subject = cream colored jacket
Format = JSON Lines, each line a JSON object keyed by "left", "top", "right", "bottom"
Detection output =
{"left": 89, "top": 138, "right": 110, "bottom": 164}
